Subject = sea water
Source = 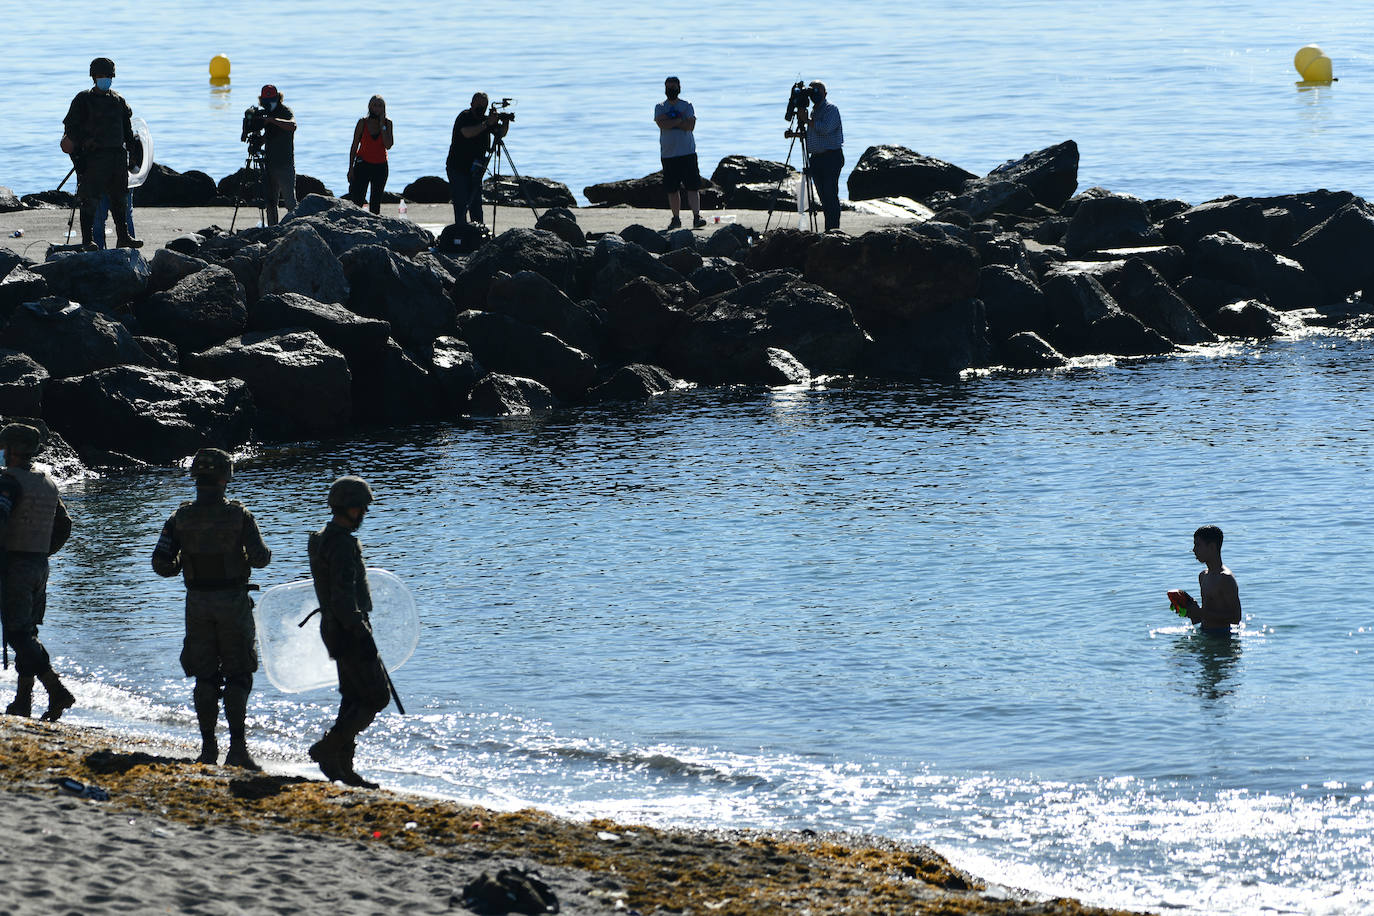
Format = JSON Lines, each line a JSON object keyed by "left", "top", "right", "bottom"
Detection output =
{"left": 5, "top": 3, "right": 1374, "bottom": 913}
{"left": 4, "top": 1, "right": 1374, "bottom": 205}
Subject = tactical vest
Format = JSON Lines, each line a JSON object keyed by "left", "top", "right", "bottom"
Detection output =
{"left": 173, "top": 499, "right": 250, "bottom": 589}
{"left": 4, "top": 468, "right": 59, "bottom": 553}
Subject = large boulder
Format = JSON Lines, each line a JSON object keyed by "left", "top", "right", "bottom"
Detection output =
{"left": 486, "top": 270, "right": 604, "bottom": 357}
{"left": 803, "top": 225, "right": 982, "bottom": 332}
{"left": 601, "top": 277, "right": 694, "bottom": 362}
{"left": 1062, "top": 194, "right": 1158, "bottom": 254}
{"left": 945, "top": 179, "right": 1038, "bottom": 221}
{"left": 136, "top": 163, "right": 218, "bottom": 207}
{"left": 0, "top": 186, "right": 23, "bottom": 212}
{"left": 584, "top": 172, "right": 724, "bottom": 209}
{"left": 454, "top": 228, "right": 579, "bottom": 308}
{"left": 216, "top": 168, "right": 332, "bottom": 206}
{"left": 711, "top": 155, "right": 796, "bottom": 191}
{"left": 286, "top": 195, "right": 435, "bottom": 257}
{"left": 979, "top": 140, "right": 1079, "bottom": 209}
{"left": 0, "top": 297, "right": 151, "bottom": 379}
{"left": 31, "top": 248, "right": 150, "bottom": 311}
{"left": 339, "top": 244, "right": 455, "bottom": 351}
{"left": 45, "top": 365, "right": 255, "bottom": 464}
{"left": 456, "top": 310, "right": 596, "bottom": 400}
{"left": 259, "top": 223, "right": 349, "bottom": 305}
{"left": 148, "top": 247, "right": 210, "bottom": 295}
{"left": 590, "top": 235, "right": 685, "bottom": 301}
{"left": 484, "top": 175, "right": 577, "bottom": 209}
{"left": 401, "top": 175, "right": 452, "bottom": 204}
{"left": 137, "top": 265, "right": 249, "bottom": 352}
{"left": 184, "top": 331, "right": 352, "bottom": 437}
{"left": 1287, "top": 201, "right": 1374, "bottom": 300}
{"left": 586, "top": 363, "right": 679, "bottom": 402}
{"left": 1208, "top": 299, "right": 1285, "bottom": 338}
{"left": 862, "top": 299, "right": 993, "bottom": 378}
{"left": 349, "top": 338, "right": 437, "bottom": 425}
{"left": 1159, "top": 197, "right": 1270, "bottom": 249}
{"left": 0, "top": 267, "right": 51, "bottom": 321}
{"left": 1040, "top": 269, "right": 1123, "bottom": 355}
{"left": 1001, "top": 331, "right": 1067, "bottom": 370}
{"left": 429, "top": 336, "right": 485, "bottom": 411}
{"left": 1191, "top": 231, "right": 1315, "bottom": 310}
{"left": 1096, "top": 259, "right": 1216, "bottom": 345}
{"left": 248, "top": 292, "right": 391, "bottom": 362}
{"left": 464, "top": 373, "right": 557, "bottom": 417}
{"left": 0, "top": 350, "right": 49, "bottom": 416}
{"left": 978, "top": 265, "right": 1048, "bottom": 340}
{"left": 846, "top": 145, "right": 976, "bottom": 201}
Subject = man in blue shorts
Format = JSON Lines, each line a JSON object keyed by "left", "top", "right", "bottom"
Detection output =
{"left": 654, "top": 76, "right": 706, "bottom": 230}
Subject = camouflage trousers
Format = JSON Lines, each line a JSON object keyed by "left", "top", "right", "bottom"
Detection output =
{"left": 1, "top": 552, "right": 53, "bottom": 677}
{"left": 180, "top": 589, "right": 258, "bottom": 679}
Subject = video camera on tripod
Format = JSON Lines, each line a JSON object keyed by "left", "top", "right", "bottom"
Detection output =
{"left": 240, "top": 106, "right": 268, "bottom": 158}
{"left": 785, "top": 81, "right": 816, "bottom": 125}
{"left": 487, "top": 98, "right": 516, "bottom": 125}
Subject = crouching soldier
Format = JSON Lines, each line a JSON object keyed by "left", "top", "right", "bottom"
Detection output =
{"left": 0, "top": 424, "right": 74, "bottom": 721}
{"left": 307, "top": 476, "right": 391, "bottom": 789}
{"left": 152, "top": 449, "right": 271, "bottom": 768}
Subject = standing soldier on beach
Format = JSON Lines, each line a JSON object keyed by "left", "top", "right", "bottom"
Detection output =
{"left": 654, "top": 76, "right": 707, "bottom": 230}
{"left": 0, "top": 424, "right": 74, "bottom": 722}
{"left": 61, "top": 57, "right": 143, "bottom": 250}
{"left": 151, "top": 449, "right": 271, "bottom": 769}
{"left": 307, "top": 476, "right": 391, "bottom": 789}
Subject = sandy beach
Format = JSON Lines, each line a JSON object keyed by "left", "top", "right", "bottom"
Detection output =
{"left": 0, "top": 718, "right": 1150, "bottom": 915}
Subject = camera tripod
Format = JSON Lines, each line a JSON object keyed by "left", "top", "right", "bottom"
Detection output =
{"left": 229, "top": 150, "right": 267, "bottom": 232}
{"left": 465, "top": 134, "right": 542, "bottom": 234}
{"left": 765, "top": 115, "right": 820, "bottom": 234}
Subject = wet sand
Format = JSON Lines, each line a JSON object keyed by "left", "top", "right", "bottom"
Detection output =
{"left": 0, "top": 718, "right": 1151, "bottom": 915}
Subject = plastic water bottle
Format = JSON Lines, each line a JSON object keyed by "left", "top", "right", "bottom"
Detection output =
{"left": 398, "top": 199, "right": 409, "bottom": 220}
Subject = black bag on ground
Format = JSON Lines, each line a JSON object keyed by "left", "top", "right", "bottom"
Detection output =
{"left": 456, "top": 866, "right": 559, "bottom": 914}
{"left": 437, "top": 221, "right": 492, "bottom": 255}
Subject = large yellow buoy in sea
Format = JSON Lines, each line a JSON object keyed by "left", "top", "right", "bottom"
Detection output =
{"left": 209, "top": 54, "right": 231, "bottom": 80}
{"left": 1294, "top": 44, "right": 1334, "bottom": 83}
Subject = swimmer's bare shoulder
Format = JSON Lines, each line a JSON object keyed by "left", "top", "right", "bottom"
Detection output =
{"left": 1197, "top": 565, "right": 1242, "bottom": 627}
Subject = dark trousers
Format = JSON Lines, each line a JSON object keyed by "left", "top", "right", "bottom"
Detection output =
{"left": 347, "top": 160, "right": 389, "bottom": 214}
{"left": 809, "top": 148, "right": 845, "bottom": 231}
{"left": 1, "top": 553, "right": 53, "bottom": 677}
{"left": 76, "top": 149, "right": 131, "bottom": 245}
{"left": 448, "top": 161, "right": 485, "bottom": 224}
{"left": 263, "top": 162, "right": 297, "bottom": 226}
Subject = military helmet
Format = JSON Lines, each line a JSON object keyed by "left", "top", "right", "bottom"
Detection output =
{"left": 89, "top": 57, "right": 116, "bottom": 78}
{"left": 190, "top": 447, "right": 233, "bottom": 482}
{"left": 0, "top": 423, "right": 43, "bottom": 457}
{"left": 328, "top": 475, "right": 374, "bottom": 510}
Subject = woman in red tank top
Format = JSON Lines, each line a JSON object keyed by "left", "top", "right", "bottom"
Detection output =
{"left": 346, "top": 95, "right": 394, "bottom": 214}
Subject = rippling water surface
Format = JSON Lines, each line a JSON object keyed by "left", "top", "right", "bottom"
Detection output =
{"left": 4, "top": 331, "right": 1366, "bottom": 914}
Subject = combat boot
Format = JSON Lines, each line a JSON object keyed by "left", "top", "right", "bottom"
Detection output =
{"left": 224, "top": 740, "right": 260, "bottom": 771}
{"left": 221, "top": 679, "right": 260, "bottom": 770}
{"left": 193, "top": 682, "right": 219, "bottom": 765}
{"left": 339, "top": 740, "right": 379, "bottom": 790}
{"left": 308, "top": 731, "right": 347, "bottom": 782}
{"left": 115, "top": 231, "right": 144, "bottom": 249}
{"left": 37, "top": 670, "right": 75, "bottom": 722}
{"left": 5, "top": 675, "right": 35, "bottom": 717}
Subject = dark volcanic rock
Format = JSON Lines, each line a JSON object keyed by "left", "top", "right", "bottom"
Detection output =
{"left": 0, "top": 298, "right": 151, "bottom": 379}
{"left": 0, "top": 267, "right": 50, "bottom": 320}
{"left": 586, "top": 363, "right": 679, "bottom": 402}
{"left": 184, "top": 330, "right": 352, "bottom": 436}
{"left": 464, "top": 373, "right": 557, "bottom": 416}
{"left": 978, "top": 266, "right": 1048, "bottom": 340}
{"left": 249, "top": 292, "right": 391, "bottom": 361}
{"left": 688, "top": 263, "right": 740, "bottom": 299}
{"left": 846, "top": 145, "right": 976, "bottom": 202}
{"left": 584, "top": 172, "right": 724, "bottom": 209}
{"left": 1192, "top": 231, "right": 1315, "bottom": 310}
{"left": 1208, "top": 299, "right": 1285, "bottom": 338}
{"left": 46, "top": 365, "right": 255, "bottom": 464}
{"left": 710, "top": 155, "right": 796, "bottom": 191}
{"left": 980, "top": 140, "right": 1079, "bottom": 209}
{"left": 0, "top": 186, "right": 22, "bottom": 212}
{"left": 349, "top": 338, "right": 437, "bottom": 424}
{"left": 400, "top": 175, "right": 451, "bottom": 204}
{"left": 455, "top": 228, "right": 579, "bottom": 308}
{"left": 1040, "top": 269, "right": 1123, "bottom": 355}
{"left": 0, "top": 350, "right": 49, "bottom": 416}
{"left": 287, "top": 195, "right": 435, "bottom": 257}
{"left": 947, "top": 180, "right": 1038, "bottom": 221}
{"left": 861, "top": 299, "right": 993, "bottom": 378}
{"left": 619, "top": 224, "right": 671, "bottom": 254}
{"left": 484, "top": 175, "right": 577, "bottom": 209}
{"left": 430, "top": 336, "right": 485, "bottom": 410}
{"left": 137, "top": 265, "right": 249, "bottom": 352}
{"left": 602, "top": 277, "right": 694, "bottom": 361}
{"left": 1097, "top": 259, "right": 1216, "bottom": 345}
{"left": 1001, "top": 331, "right": 1067, "bottom": 369}
{"left": 535, "top": 211, "right": 586, "bottom": 248}
{"left": 137, "top": 163, "right": 218, "bottom": 207}
{"left": 31, "top": 248, "right": 150, "bottom": 311}
{"left": 340, "top": 244, "right": 455, "bottom": 351}
{"left": 744, "top": 228, "right": 820, "bottom": 273}
{"left": 19, "top": 190, "right": 76, "bottom": 210}
{"left": 1288, "top": 201, "right": 1374, "bottom": 300}
{"left": 148, "top": 247, "right": 210, "bottom": 295}
{"left": 1160, "top": 197, "right": 1269, "bottom": 249}
{"left": 134, "top": 336, "right": 179, "bottom": 370}
{"left": 260, "top": 223, "right": 349, "bottom": 305}
{"left": 456, "top": 310, "right": 596, "bottom": 400}
{"left": 759, "top": 347, "right": 811, "bottom": 386}
{"left": 1062, "top": 194, "right": 1158, "bottom": 254}
{"left": 486, "top": 270, "right": 604, "bottom": 357}
{"left": 590, "top": 235, "right": 684, "bottom": 301}
{"left": 803, "top": 226, "right": 981, "bottom": 332}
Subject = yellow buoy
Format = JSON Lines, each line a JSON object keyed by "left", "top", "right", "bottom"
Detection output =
{"left": 1294, "top": 45, "right": 1323, "bottom": 76}
{"left": 209, "top": 54, "right": 231, "bottom": 80}
{"left": 1294, "top": 44, "right": 1334, "bottom": 84}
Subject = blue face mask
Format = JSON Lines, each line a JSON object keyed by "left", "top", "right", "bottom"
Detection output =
{"left": 95, "top": 77, "right": 112, "bottom": 91}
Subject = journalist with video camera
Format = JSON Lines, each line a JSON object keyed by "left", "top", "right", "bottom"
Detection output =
{"left": 242, "top": 84, "right": 297, "bottom": 226}
{"left": 61, "top": 57, "right": 143, "bottom": 249}
{"left": 785, "top": 79, "right": 844, "bottom": 231}
{"left": 446, "top": 92, "right": 509, "bottom": 226}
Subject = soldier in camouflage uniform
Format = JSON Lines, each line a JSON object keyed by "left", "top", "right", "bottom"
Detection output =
{"left": 152, "top": 449, "right": 271, "bottom": 768}
{"left": 307, "top": 476, "right": 391, "bottom": 789}
{"left": 0, "top": 423, "right": 75, "bottom": 721}
{"left": 62, "top": 57, "right": 143, "bottom": 250}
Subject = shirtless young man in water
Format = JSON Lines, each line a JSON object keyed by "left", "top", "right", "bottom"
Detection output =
{"left": 1174, "top": 525, "right": 1242, "bottom": 632}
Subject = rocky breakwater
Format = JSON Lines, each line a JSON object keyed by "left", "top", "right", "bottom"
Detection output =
{"left": 3, "top": 141, "right": 1370, "bottom": 467}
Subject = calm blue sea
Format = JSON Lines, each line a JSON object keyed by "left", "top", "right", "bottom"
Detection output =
{"left": 5, "top": 3, "right": 1374, "bottom": 914}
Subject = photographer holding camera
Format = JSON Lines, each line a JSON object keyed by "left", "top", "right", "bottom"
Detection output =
{"left": 244, "top": 84, "right": 297, "bottom": 226}
{"left": 446, "top": 92, "right": 508, "bottom": 226}
{"left": 785, "top": 80, "right": 844, "bottom": 231}
{"left": 654, "top": 76, "right": 706, "bottom": 230}
{"left": 61, "top": 57, "right": 142, "bottom": 249}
